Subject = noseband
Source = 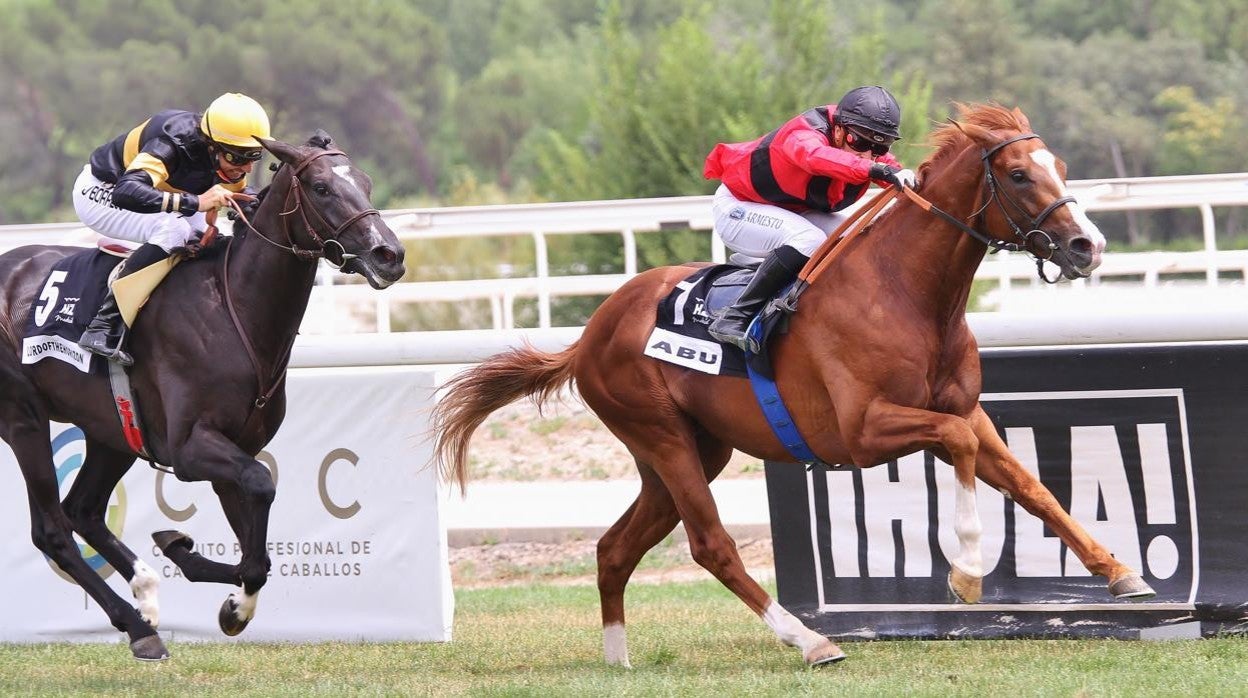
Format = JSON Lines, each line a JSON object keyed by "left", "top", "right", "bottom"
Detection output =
{"left": 908, "top": 133, "right": 1078, "bottom": 283}
{"left": 231, "top": 149, "right": 381, "bottom": 267}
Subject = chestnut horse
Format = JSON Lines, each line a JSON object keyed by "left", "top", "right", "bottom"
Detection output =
{"left": 432, "top": 104, "right": 1154, "bottom": 667}
{"left": 0, "top": 132, "right": 404, "bottom": 660}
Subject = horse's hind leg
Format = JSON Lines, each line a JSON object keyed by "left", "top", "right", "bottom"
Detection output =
{"left": 599, "top": 415, "right": 842, "bottom": 667}
{"left": 0, "top": 380, "right": 165, "bottom": 659}
{"left": 596, "top": 460, "right": 681, "bottom": 668}
{"left": 968, "top": 405, "right": 1155, "bottom": 599}
{"left": 596, "top": 431, "right": 744, "bottom": 667}
{"left": 61, "top": 439, "right": 161, "bottom": 627}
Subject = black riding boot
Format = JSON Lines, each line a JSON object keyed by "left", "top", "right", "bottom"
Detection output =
{"left": 79, "top": 243, "right": 171, "bottom": 366}
{"left": 708, "top": 245, "right": 809, "bottom": 353}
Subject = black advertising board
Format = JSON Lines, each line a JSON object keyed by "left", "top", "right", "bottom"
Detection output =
{"left": 765, "top": 342, "right": 1248, "bottom": 639}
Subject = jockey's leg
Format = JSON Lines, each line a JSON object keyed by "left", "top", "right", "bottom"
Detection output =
{"left": 78, "top": 242, "right": 172, "bottom": 366}
{"left": 707, "top": 245, "right": 808, "bottom": 352}
{"left": 73, "top": 167, "right": 203, "bottom": 365}
{"left": 707, "top": 186, "right": 822, "bottom": 352}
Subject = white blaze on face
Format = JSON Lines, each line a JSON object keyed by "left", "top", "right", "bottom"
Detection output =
{"left": 330, "top": 164, "right": 378, "bottom": 238}
{"left": 1030, "top": 149, "right": 1107, "bottom": 254}
{"left": 332, "top": 165, "right": 362, "bottom": 193}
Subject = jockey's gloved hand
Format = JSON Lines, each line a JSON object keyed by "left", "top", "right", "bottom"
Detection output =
{"left": 869, "top": 163, "right": 917, "bottom": 189}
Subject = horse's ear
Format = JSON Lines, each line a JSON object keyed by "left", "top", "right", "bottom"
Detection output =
{"left": 951, "top": 119, "right": 993, "bottom": 148}
{"left": 258, "top": 137, "right": 301, "bottom": 166}
{"left": 1012, "top": 107, "right": 1031, "bottom": 131}
{"left": 307, "top": 129, "right": 333, "bottom": 149}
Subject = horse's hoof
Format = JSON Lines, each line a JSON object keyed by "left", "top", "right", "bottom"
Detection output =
{"left": 948, "top": 567, "right": 983, "bottom": 604}
{"left": 218, "top": 596, "right": 251, "bottom": 636}
{"left": 152, "top": 530, "right": 193, "bottom": 553}
{"left": 804, "top": 640, "right": 847, "bottom": 667}
{"left": 1109, "top": 572, "right": 1156, "bottom": 600}
{"left": 130, "top": 635, "right": 170, "bottom": 662}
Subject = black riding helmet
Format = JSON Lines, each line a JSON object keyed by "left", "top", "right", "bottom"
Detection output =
{"left": 834, "top": 85, "right": 902, "bottom": 141}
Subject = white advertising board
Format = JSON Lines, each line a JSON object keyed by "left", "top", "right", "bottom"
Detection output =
{"left": 0, "top": 365, "right": 452, "bottom": 645}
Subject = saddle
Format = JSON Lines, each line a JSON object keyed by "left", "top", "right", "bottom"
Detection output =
{"left": 644, "top": 263, "right": 798, "bottom": 378}
{"left": 21, "top": 248, "right": 123, "bottom": 374}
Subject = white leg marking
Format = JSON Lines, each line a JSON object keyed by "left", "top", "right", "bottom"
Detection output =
{"left": 130, "top": 560, "right": 161, "bottom": 628}
{"left": 603, "top": 622, "right": 631, "bottom": 668}
{"left": 1030, "top": 149, "right": 1106, "bottom": 252}
{"left": 953, "top": 481, "right": 984, "bottom": 577}
{"left": 231, "top": 589, "right": 260, "bottom": 621}
{"left": 331, "top": 165, "right": 363, "bottom": 193}
{"left": 762, "top": 601, "right": 827, "bottom": 654}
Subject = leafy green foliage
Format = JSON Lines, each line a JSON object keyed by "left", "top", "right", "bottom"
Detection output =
{"left": 0, "top": 0, "right": 1242, "bottom": 254}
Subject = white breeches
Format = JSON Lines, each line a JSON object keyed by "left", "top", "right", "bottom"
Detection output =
{"left": 72, "top": 165, "right": 205, "bottom": 252}
{"left": 711, "top": 184, "right": 848, "bottom": 258}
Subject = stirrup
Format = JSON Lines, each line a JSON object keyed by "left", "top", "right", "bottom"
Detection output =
{"left": 708, "top": 323, "right": 752, "bottom": 353}
{"left": 80, "top": 332, "right": 134, "bottom": 367}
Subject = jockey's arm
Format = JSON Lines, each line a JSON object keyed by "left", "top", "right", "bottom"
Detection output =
{"left": 782, "top": 129, "right": 874, "bottom": 183}
{"left": 112, "top": 141, "right": 200, "bottom": 216}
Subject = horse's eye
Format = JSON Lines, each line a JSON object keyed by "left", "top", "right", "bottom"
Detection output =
{"left": 312, "top": 182, "right": 330, "bottom": 196}
{"left": 1010, "top": 170, "right": 1027, "bottom": 184}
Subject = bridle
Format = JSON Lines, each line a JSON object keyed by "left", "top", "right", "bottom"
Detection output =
{"left": 219, "top": 146, "right": 382, "bottom": 433}
{"left": 906, "top": 133, "right": 1077, "bottom": 283}
{"left": 229, "top": 148, "right": 380, "bottom": 268}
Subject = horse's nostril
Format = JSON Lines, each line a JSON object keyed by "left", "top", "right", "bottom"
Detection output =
{"left": 1069, "top": 237, "right": 1093, "bottom": 257}
{"left": 372, "top": 246, "right": 400, "bottom": 265}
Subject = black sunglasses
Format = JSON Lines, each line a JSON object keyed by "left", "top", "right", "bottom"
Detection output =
{"left": 844, "top": 128, "right": 894, "bottom": 157}
{"left": 218, "top": 145, "right": 263, "bottom": 166}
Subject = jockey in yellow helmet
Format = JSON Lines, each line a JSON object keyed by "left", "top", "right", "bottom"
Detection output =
{"left": 74, "top": 93, "right": 271, "bottom": 366}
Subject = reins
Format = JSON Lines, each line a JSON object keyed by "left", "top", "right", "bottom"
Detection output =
{"left": 800, "top": 132, "right": 1077, "bottom": 285}
{"left": 227, "top": 149, "right": 381, "bottom": 266}
{"left": 216, "top": 147, "right": 380, "bottom": 434}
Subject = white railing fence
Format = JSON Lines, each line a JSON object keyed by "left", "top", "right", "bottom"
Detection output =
{"left": 3, "top": 173, "right": 1246, "bottom": 333}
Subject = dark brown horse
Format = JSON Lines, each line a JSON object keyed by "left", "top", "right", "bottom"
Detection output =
{"left": 432, "top": 104, "right": 1154, "bottom": 668}
{"left": 0, "top": 131, "right": 405, "bottom": 660}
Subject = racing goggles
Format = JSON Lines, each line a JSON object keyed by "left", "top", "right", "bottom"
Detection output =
{"left": 217, "top": 143, "right": 264, "bottom": 165}
{"left": 844, "top": 128, "right": 894, "bottom": 157}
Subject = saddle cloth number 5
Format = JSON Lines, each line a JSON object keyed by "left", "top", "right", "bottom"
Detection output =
{"left": 34, "top": 270, "right": 69, "bottom": 328}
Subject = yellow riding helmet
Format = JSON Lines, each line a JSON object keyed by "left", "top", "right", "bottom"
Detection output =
{"left": 200, "top": 93, "right": 271, "bottom": 148}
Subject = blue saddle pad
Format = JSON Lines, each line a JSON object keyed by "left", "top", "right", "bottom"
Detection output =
{"left": 21, "top": 249, "right": 123, "bottom": 374}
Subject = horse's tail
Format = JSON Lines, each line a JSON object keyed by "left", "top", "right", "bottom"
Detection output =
{"left": 431, "top": 341, "right": 578, "bottom": 493}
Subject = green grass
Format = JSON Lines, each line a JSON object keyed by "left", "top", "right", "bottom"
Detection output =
{"left": 1, "top": 581, "right": 1245, "bottom": 696}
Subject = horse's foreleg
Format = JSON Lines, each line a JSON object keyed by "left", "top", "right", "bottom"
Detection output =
{"left": 596, "top": 463, "right": 681, "bottom": 668}
{"left": 62, "top": 440, "right": 161, "bottom": 627}
{"left": 173, "top": 428, "right": 276, "bottom": 636}
{"left": 967, "top": 405, "right": 1155, "bottom": 599}
{"left": 210, "top": 480, "right": 265, "bottom": 635}
{"left": 852, "top": 402, "right": 984, "bottom": 603}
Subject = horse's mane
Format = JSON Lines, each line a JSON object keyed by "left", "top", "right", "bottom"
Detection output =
{"left": 918, "top": 103, "right": 1031, "bottom": 178}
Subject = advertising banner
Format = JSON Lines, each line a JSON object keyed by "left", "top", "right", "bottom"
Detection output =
{"left": 767, "top": 342, "right": 1248, "bottom": 639}
{"left": 0, "top": 366, "right": 453, "bottom": 644}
